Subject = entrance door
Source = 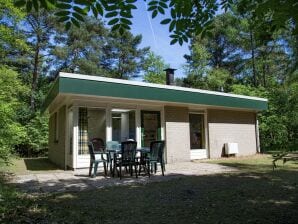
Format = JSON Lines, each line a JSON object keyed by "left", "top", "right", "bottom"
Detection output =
{"left": 141, "top": 111, "right": 161, "bottom": 147}
{"left": 189, "top": 113, "right": 207, "bottom": 159}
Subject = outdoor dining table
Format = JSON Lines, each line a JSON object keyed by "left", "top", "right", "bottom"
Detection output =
{"left": 105, "top": 147, "right": 150, "bottom": 154}
{"left": 105, "top": 147, "right": 150, "bottom": 177}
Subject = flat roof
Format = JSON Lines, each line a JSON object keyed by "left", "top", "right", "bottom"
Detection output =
{"left": 43, "top": 72, "right": 268, "bottom": 111}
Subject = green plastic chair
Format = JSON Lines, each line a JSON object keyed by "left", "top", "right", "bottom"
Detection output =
{"left": 146, "top": 141, "right": 166, "bottom": 177}
{"left": 88, "top": 142, "right": 108, "bottom": 178}
{"left": 113, "top": 141, "right": 138, "bottom": 179}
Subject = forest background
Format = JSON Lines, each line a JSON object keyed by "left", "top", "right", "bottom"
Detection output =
{"left": 1, "top": 0, "right": 297, "bottom": 162}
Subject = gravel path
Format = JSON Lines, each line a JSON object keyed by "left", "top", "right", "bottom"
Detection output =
{"left": 9, "top": 162, "right": 237, "bottom": 193}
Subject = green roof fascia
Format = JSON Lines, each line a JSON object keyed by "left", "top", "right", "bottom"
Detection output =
{"left": 42, "top": 78, "right": 59, "bottom": 112}
{"left": 55, "top": 77, "right": 267, "bottom": 111}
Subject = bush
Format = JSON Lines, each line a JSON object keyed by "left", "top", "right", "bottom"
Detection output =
{"left": 0, "top": 66, "right": 28, "bottom": 162}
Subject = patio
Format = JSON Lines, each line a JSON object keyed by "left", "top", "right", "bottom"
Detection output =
{"left": 9, "top": 160, "right": 236, "bottom": 193}
{"left": 2, "top": 155, "right": 297, "bottom": 224}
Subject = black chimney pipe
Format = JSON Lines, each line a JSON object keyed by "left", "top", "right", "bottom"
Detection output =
{"left": 164, "top": 68, "right": 176, "bottom": 85}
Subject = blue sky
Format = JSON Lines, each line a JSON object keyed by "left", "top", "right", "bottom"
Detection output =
{"left": 129, "top": 1, "right": 189, "bottom": 79}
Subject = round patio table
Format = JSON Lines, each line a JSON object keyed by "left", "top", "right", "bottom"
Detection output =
{"left": 107, "top": 147, "right": 151, "bottom": 177}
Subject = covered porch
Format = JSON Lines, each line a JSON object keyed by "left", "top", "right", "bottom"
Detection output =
{"left": 50, "top": 95, "right": 209, "bottom": 169}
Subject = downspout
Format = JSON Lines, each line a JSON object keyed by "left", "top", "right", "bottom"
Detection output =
{"left": 206, "top": 110, "right": 211, "bottom": 159}
{"left": 64, "top": 106, "right": 68, "bottom": 170}
{"left": 255, "top": 113, "right": 261, "bottom": 153}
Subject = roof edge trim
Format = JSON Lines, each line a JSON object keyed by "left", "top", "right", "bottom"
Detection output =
{"left": 59, "top": 72, "right": 268, "bottom": 102}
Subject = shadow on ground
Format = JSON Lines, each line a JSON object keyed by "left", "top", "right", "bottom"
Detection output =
{"left": 1, "top": 162, "right": 297, "bottom": 224}
{"left": 23, "top": 157, "right": 59, "bottom": 171}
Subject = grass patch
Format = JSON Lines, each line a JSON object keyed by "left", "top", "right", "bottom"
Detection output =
{"left": 1, "top": 155, "right": 297, "bottom": 223}
{"left": 0, "top": 157, "right": 60, "bottom": 175}
{"left": 206, "top": 154, "right": 298, "bottom": 173}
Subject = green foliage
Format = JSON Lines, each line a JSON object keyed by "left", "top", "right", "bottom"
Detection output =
{"left": 16, "top": 0, "right": 211, "bottom": 45}
{"left": 0, "top": 6, "right": 52, "bottom": 157}
{"left": 13, "top": 0, "right": 298, "bottom": 45}
{"left": 102, "top": 30, "right": 149, "bottom": 79}
{"left": 237, "top": 0, "right": 298, "bottom": 35}
{"left": 0, "top": 66, "right": 28, "bottom": 162}
{"left": 184, "top": 11, "right": 298, "bottom": 152}
{"left": 0, "top": 1, "right": 296, "bottom": 161}
{"left": 1, "top": 0, "right": 25, "bottom": 18}
{"left": 258, "top": 88, "right": 291, "bottom": 152}
{"left": 230, "top": 84, "right": 268, "bottom": 98}
{"left": 286, "top": 82, "right": 298, "bottom": 150}
{"left": 50, "top": 17, "right": 149, "bottom": 79}
{"left": 182, "top": 73, "right": 206, "bottom": 89}
{"left": 0, "top": 0, "right": 29, "bottom": 61}
{"left": 143, "top": 52, "right": 168, "bottom": 84}
{"left": 231, "top": 84, "right": 297, "bottom": 152}
{"left": 182, "top": 68, "right": 231, "bottom": 91}
{"left": 182, "top": 42, "right": 211, "bottom": 89}
{"left": 184, "top": 42, "right": 210, "bottom": 76}
{"left": 49, "top": 17, "right": 109, "bottom": 77}
{"left": 0, "top": 10, "right": 150, "bottom": 161}
{"left": 24, "top": 112, "right": 49, "bottom": 155}
{"left": 206, "top": 68, "right": 230, "bottom": 91}
{"left": 184, "top": 13, "right": 247, "bottom": 81}
{"left": 259, "top": 114, "right": 289, "bottom": 152}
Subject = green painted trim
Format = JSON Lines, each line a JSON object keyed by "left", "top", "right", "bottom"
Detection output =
{"left": 44, "top": 77, "right": 268, "bottom": 111}
{"left": 158, "top": 128, "right": 161, "bottom": 141}
{"left": 42, "top": 78, "right": 59, "bottom": 113}
{"left": 58, "top": 77, "right": 267, "bottom": 110}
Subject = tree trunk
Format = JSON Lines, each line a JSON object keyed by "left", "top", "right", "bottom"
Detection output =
{"left": 262, "top": 58, "right": 266, "bottom": 88}
{"left": 30, "top": 38, "right": 40, "bottom": 111}
{"left": 118, "top": 55, "right": 122, "bottom": 79}
{"left": 250, "top": 29, "right": 257, "bottom": 87}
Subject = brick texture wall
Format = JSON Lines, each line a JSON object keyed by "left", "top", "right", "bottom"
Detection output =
{"left": 164, "top": 106, "right": 190, "bottom": 163}
{"left": 208, "top": 109, "right": 257, "bottom": 158}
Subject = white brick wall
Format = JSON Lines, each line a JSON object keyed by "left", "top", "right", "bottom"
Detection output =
{"left": 208, "top": 109, "right": 257, "bottom": 158}
{"left": 165, "top": 106, "right": 190, "bottom": 163}
{"left": 48, "top": 106, "right": 66, "bottom": 168}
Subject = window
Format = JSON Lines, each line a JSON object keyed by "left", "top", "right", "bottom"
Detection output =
{"left": 111, "top": 109, "right": 136, "bottom": 142}
{"left": 189, "top": 113, "right": 205, "bottom": 149}
{"left": 141, "top": 111, "right": 161, "bottom": 147}
{"left": 54, "top": 112, "right": 59, "bottom": 142}
{"left": 78, "top": 107, "right": 106, "bottom": 155}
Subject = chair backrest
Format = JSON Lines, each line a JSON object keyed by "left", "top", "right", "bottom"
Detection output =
{"left": 88, "top": 142, "right": 96, "bottom": 161}
{"left": 121, "top": 141, "right": 137, "bottom": 162}
{"left": 90, "top": 138, "right": 105, "bottom": 152}
{"left": 106, "top": 141, "right": 120, "bottom": 151}
{"left": 150, "top": 141, "right": 165, "bottom": 161}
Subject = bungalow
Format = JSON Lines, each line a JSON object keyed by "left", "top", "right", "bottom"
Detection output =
{"left": 44, "top": 70, "right": 267, "bottom": 169}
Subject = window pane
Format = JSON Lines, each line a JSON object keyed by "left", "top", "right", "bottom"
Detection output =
{"left": 78, "top": 108, "right": 106, "bottom": 155}
{"left": 112, "top": 109, "right": 136, "bottom": 142}
{"left": 78, "top": 108, "right": 88, "bottom": 155}
{"left": 189, "top": 114, "right": 205, "bottom": 149}
{"left": 87, "top": 108, "right": 106, "bottom": 141}
{"left": 141, "top": 111, "right": 161, "bottom": 147}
